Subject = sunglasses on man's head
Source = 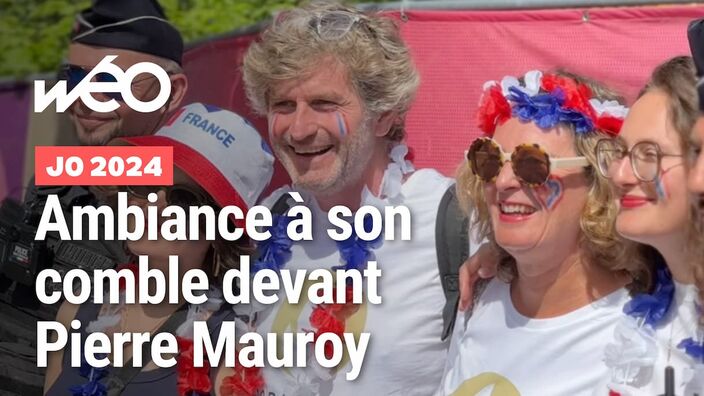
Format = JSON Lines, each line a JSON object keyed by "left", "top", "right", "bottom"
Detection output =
{"left": 315, "top": 11, "right": 362, "bottom": 40}
{"left": 123, "top": 184, "right": 214, "bottom": 208}
{"left": 302, "top": 10, "right": 375, "bottom": 41}
{"left": 466, "top": 137, "right": 589, "bottom": 186}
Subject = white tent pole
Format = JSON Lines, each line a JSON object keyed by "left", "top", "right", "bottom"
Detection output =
{"left": 359, "top": 0, "right": 698, "bottom": 11}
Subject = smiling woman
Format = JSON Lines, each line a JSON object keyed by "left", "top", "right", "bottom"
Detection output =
{"left": 439, "top": 70, "right": 650, "bottom": 396}
{"left": 594, "top": 56, "right": 704, "bottom": 395}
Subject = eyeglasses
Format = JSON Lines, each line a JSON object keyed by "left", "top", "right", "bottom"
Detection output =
{"left": 58, "top": 64, "right": 160, "bottom": 101}
{"left": 467, "top": 137, "right": 590, "bottom": 186}
{"left": 123, "top": 185, "right": 213, "bottom": 208}
{"left": 312, "top": 11, "right": 368, "bottom": 41}
{"left": 595, "top": 139, "right": 685, "bottom": 182}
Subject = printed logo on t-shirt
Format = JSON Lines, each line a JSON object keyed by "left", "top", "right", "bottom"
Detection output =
{"left": 450, "top": 372, "right": 520, "bottom": 396}
{"left": 270, "top": 277, "right": 368, "bottom": 375}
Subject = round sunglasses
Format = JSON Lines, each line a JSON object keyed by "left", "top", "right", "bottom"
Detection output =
{"left": 467, "top": 137, "right": 590, "bottom": 186}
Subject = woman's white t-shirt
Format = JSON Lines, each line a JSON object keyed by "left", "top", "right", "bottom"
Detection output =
{"left": 438, "top": 278, "right": 630, "bottom": 396}
{"left": 598, "top": 282, "right": 703, "bottom": 396}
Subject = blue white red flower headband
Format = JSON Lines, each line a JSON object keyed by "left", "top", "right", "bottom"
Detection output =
{"left": 477, "top": 70, "right": 629, "bottom": 137}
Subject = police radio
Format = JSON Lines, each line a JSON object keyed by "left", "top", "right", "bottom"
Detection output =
{"left": 0, "top": 197, "right": 115, "bottom": 295}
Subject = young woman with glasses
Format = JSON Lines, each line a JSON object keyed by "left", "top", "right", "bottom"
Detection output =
{"left": 44, "top": 103, "right": 274, "bottom": 396}
{"left": 438, "top": 70, "right": 653, "bottom": 395}
{"left": 594, "top": 56, "right": 704, "bottom": 395}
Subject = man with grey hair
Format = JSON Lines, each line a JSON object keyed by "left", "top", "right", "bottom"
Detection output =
{"left": 242, "top": 2, "right": 474, "bottom": 394}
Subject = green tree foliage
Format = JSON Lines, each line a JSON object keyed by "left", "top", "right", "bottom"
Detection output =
{"left": 0, "top": 0, "right": 89, "bottom": 78}
{"left": 0, "top": 0, "right": 377, "bottom": 79}
{"left": 164, "top": 0, "right": 300, "bottom": 43}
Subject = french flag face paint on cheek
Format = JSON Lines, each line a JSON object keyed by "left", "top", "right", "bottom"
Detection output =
{"left": 654, "top": 167, "right": 673, "bottom": 201}
{"left": 335, "top": 112, "right": 348, "bottom": 137}
{"left": 654, "top": 175, "right": 667, "bottom": 200}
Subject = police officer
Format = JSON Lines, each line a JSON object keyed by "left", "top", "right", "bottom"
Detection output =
{"left": 0, "top": 0, "right": 188, "bottom": 392}
{"left": 19, "top": 0, "right": 188, "bottom": 279}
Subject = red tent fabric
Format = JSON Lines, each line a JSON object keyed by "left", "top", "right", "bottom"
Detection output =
{"left": 183, "top": 4, "right": 704, "bottom": 190}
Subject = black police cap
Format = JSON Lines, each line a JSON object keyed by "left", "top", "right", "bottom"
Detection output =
{"left": 70, "top": 0, "right": 183, "bottom": 65}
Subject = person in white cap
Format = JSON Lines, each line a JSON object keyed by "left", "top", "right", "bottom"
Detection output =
{"left": 43, "top": 103, "right": 274, "bottom": 396}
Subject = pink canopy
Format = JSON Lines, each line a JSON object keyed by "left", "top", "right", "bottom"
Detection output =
{"left": 183, "top": 4, "right": 704, "bottom": 191}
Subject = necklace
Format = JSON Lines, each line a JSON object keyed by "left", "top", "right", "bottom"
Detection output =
{"left": 604, "top": 265, "right": 675, "bottom": 392}
{"left": 604, "top": 265, "right": 676, "bottom": 395}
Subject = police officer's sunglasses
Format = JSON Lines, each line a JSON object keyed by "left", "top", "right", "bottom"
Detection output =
{"left": 57, "top": 64, "right": 160, "bottom": 101}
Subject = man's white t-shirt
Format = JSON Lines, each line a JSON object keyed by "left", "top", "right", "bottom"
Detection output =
{"left": 598, "top": 282, "right": 703, "bottom": 396}
{"left": 256, "top": 169, "right": 468, "bottom": 396}
{"left": 438, "top": 278, "right": 630, "bottom": 396}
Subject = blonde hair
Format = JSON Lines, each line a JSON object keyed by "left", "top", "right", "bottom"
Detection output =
{"left": 457, "top": 70, "right": 652, "bottom": 293}
{"left": 242, "top": 1, "right": 419, "bottom": 142}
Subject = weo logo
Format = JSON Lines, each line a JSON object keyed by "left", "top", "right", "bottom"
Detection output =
{"left": 34, "top": 55, "right": 171, "bottom": 113}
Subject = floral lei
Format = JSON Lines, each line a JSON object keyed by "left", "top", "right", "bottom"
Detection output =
{"left": 230, "top": 145, "right": 412, "bottom": 395}
{"left": 477, "top": 70, "right": 628, "bottom": 136}
{"left": 603, "top": 264, "right": 674, "bottom": 395}
{"left": 70, "top": 263, "right": 262, "bottom": 396}
{"left": 241, "top": 212, "right": 382, "bottom": 394}
{"left": 603, "top": 263, "right": 704, "bottom": 395}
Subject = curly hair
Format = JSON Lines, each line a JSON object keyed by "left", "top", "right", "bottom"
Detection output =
{"left": 242, "top": 1, "right": 419, "bottom": 142}
{"left": 456, "top": 70, "right": 653, "bottom": 294}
